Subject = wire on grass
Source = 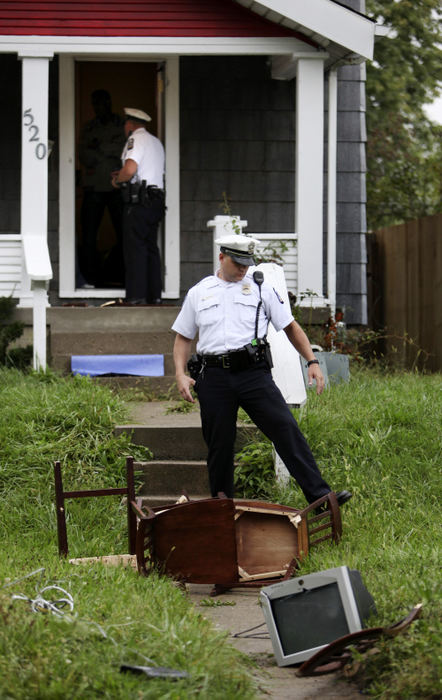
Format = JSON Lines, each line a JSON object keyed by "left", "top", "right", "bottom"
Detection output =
{"left": 232, "top": 621, "right": 270, "bottom": 639}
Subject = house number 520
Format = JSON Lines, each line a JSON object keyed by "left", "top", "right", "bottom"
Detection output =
{"left": 23, "top": 108, "right": 47, "bottom": 160}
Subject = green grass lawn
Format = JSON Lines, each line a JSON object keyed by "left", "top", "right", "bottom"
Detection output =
{"left": 0, "top": 366, "right": 440, "bottom": 698}
{"left": 237, "top": 368, "right": 441, "bottom": 698}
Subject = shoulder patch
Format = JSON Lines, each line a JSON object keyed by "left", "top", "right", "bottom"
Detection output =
{"left": 127, "top": 137, "right": 134, "bottom": 150}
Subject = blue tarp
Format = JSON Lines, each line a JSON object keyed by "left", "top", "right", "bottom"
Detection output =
{"left": 71, "top": 354, "right": 164, "bottom": 377}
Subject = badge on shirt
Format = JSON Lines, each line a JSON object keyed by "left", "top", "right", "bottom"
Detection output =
{"left": 273, "top": 287, "right": 284, "bottom": 304}
{"left": 241, "top": 283, "right": 252, "bottom": 295}
{"left": 127, "top": 137, "right": 134, "bottom": 150}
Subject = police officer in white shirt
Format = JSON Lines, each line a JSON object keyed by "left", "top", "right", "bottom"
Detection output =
{"left": 111, "top": 108, "right": 165, "bottom": 304}
{"left": 172, "top": 234, "right": 352, "bottom": 508}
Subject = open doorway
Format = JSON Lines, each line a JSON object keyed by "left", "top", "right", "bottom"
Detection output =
{"left": 75, "top": 61, "right": 161, "bottom": 290}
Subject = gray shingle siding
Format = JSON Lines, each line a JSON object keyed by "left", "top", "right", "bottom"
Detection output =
{"left": 180, "top": 52, "right": 367, "bottom": 323}
{"left": 335, "top": 57, "right": 368, "bottom": 323}
{"left": 180, "top": 55, "right": 296, "bottom": 278}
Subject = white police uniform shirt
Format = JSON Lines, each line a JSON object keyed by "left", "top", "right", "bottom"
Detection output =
{"left": 121, "top": 127, "right": 164, "bottom": 188}
{"left": 172, "top": 271, "right": 294, "bottom": 355}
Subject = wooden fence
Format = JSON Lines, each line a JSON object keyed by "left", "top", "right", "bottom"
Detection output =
{"left": 367, "top": 213, "right": 442, "bottom": 372}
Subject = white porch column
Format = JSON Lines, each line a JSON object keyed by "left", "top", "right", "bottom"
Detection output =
{"left": 295, "top": 56, "right": 327, "bottom": 306}
{"left": 19, "top": 52, "right": 53, "bottom": 370}
{"left": 163, "top": 57, "right": 180, "bottom": 298}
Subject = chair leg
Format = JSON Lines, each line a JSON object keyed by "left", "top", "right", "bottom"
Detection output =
{"left": 54, "top": 461, "right": 68, "bottom": 557}
{"left": 126, "top": 456, "right": 137, "bottom": 555}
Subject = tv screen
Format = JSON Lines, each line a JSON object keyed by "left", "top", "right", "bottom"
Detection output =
{"left": 260, "top": 566, "right": 376, "bottom": 666}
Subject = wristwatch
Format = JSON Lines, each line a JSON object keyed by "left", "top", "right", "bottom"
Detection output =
{"left": 306, "top": 359, "right": 320, "bottom": 367}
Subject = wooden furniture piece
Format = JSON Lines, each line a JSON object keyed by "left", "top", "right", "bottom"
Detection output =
{"left": 54, "top": 456, "right": 137, "bottom": 557}
{"left": 132, "top": 491, "right": 342, "bottom": 593}
{"left": 296, "top": 604, "right": 423, "bottom": 676}
{"left": 54, "top": 456, "right": 342, "bottom": 593}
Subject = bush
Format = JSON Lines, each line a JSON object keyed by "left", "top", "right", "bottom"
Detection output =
{"left": 0, "top": 296, "right": 32, "bottom": 369}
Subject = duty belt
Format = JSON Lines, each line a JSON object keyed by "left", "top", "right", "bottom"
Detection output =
{"left": 201, "top": 344, "right": 269, "bottom": 372}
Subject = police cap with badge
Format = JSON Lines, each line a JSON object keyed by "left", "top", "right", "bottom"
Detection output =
{"left": 124, "top": 107, "right": 152, "bottom": 125}
{"left": 215, "top": 234, "right": 261, "bottom": 266}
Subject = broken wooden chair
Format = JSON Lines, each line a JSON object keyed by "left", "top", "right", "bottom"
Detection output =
{"left": 296, "top": 604, "right": 423, "bottom": 676}
{"left": 54, "top": 456, "right": 343, "bottom": 593}
{"left": 131, "top": 491, "right": 342, "bottom": 594}
{"left": 53, "top": 456, "right": 137, "bottom": 557}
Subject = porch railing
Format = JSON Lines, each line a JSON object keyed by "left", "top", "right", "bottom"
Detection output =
{"left": 251, "top": 233, "right": 298, "bottom": 295}
{"left": 0, "top": 234, "right": 22, "bottom": 298}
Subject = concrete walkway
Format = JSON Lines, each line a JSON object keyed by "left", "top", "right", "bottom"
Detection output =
{"left": 123, "top": 401, "right": 362, "bottom": 698}
{"left": 186, "top": 584, "right": 362, "bottom": 699}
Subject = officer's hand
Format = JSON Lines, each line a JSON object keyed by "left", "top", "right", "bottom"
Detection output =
{"left": 176, "top": 374, "right": 196, "bottom": 403}
{"left": 308, "top": 364, "right": 325, "bottom": 395}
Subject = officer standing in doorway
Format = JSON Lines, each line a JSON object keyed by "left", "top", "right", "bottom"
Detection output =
{"left": 111, "top": 108, "right": 165, "bottom": 305}
{"left": 171, "top": 234, "right": 353, "bottom": 507}
{"left": 78, "top": 89, "right": 125, "bottom": 288}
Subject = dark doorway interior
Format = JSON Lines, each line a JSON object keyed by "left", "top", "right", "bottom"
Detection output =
{"left": 75, "top": 61, "right": 159, "bottom": 289}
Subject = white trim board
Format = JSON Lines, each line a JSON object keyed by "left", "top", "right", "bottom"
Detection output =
{"left": 0, "top": 36, "right": 314, "bottom": 56}
{"left": 234, "top": 0, "right": 375, "bottom": 59}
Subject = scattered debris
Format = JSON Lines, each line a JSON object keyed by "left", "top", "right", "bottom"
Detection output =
{"left": 120, "top": 664, "right": 189, "bottom": 680}
{"left": 296, "top": 604, "right": 423, "bottom": 676}
{"left": 69, "top": 554, "right": 136, "bottom": 569}
{"left": 199, "top": 598, "right": 236, "bottom": 607}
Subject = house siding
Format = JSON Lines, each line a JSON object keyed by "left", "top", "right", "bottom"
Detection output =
{"left": 180, "top": 55, "right": 296, "bottom": 292}
{"left": 0, "top": 55, "right": 21, "bottom": 234}
{"left": 335, "top": 61, "right": 368, "bottom": 324}
{"left": 180, "top": 53, "right": 368, "bottom": 324}
{"left": 0, "top": 0, "right": 301, "bottom": 38}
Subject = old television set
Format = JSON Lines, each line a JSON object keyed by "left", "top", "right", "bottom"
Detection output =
{"left": 260, "top": 566, "right": 377, "bottom": 666}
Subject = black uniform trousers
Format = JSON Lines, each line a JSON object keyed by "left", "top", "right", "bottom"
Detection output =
{"left": 195, "top": 362, "right": 331, "bottom": 503}
{"left": 122, "top": 197, "right": 165, "bottom": 302}
{"left": 80, "top": 190, "right": 123, "bottom": 285}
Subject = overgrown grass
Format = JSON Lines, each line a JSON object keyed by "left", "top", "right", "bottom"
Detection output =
{"left": 1, "top": 367, "right": 440, "bottom": 699}
{"left": 0, "top": 369, "right": 255, "bottom": 699}
{"left": 235, "top": 367, "right": 441, "bottom": 698}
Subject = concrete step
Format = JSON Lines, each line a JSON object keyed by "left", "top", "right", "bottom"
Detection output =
{"left": 25, "top": 306, "right": 185, "bottom": 376}
{"left": 117, "top": 424, "right": 208, "bottom": 460}
{"left": 116, "top": 422, "right": 257, "bottom": 460}
{"left": 96, "top": 376, "right": 180, "bottom": 398}
{"left": 134, "top": 460, "right": 210, "bottom": 499}
{"left": 51, "top": 352, "right": 176, "bottom": 376}
{"left": 50, "top": 331, "right": 176, "bottom": 355}
{"left": 115, "top": 401, "right": 258, "bottom": 503}
{"left": 46, "top": 306, "right": 179, "bottom": 332}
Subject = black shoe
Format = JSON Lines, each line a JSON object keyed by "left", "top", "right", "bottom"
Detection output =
{"left": 336, "top": 490, "right": 353, "bottom": 506}
{"left": 314, "top": 490, "right": 352, "bottom": 515}
{"left": 126, "top": 298, "right": 147, "bottom": 305}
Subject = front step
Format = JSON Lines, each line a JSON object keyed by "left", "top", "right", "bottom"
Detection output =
{"left": 115, "top": 401, "right": 259, "bottom": 503}
{"left": 115, "top": 423, "right": 258, "bottom": 460}
{"left": 116, "top": 424, "right": 208, "bottom": 460}
{"left": 96, "top": 376, "right": 179, "bottom": 398}
{"left": 50, "top": 331, "right": 176, "bottom": 375}
{"left": 33, "top": 306, "right": 186, "bottom": 380}
{"left": 134, "top": 459, "right": 210, "bottom": 506}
